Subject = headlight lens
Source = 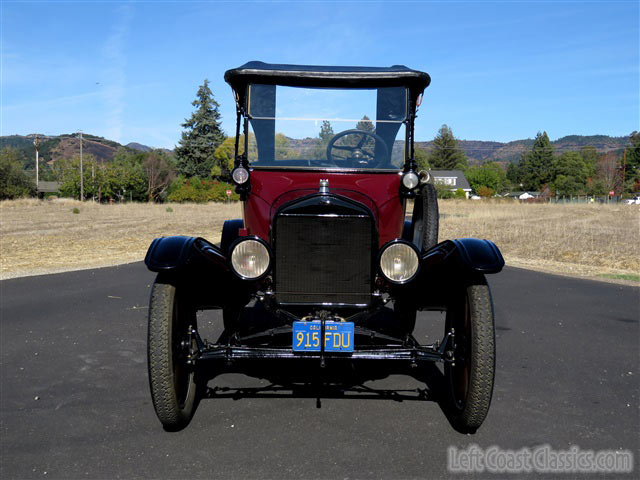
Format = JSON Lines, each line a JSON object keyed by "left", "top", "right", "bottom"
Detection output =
{"left": 402, "top": 171, "right": 419, "bottom": 189}
{"left": 232, "top": 167, "right": 249, "bottom": 185}
{"left": 379, "top": 241, "right": 419, "bottom": 283}
{"left": 230, "top": 239, "right": 270, "bottom": 279}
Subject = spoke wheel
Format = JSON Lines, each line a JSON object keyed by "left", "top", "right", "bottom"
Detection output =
{"left": 147, "top": 278, "right": 199, "bottom": 430}
{"left": 444, "top": 278, "right": 495, "bottom": 432}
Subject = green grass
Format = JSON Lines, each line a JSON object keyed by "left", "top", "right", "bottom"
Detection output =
{"left": 597, "top": 273, "right": 640, "bottom": 282}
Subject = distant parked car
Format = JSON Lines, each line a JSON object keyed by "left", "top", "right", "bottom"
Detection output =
{"left": 624, "top": 196, "right": 640, "bottom": 205}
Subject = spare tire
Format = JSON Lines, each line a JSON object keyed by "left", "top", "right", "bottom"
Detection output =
{"left": 412, "top": 183, "right": 439, "bottom": 251}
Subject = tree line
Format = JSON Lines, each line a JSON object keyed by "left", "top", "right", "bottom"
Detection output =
{"left": 415, "top": 125, "right": 639, "bottom": 198}
{"left": 0, "top": 80, "right": 237, "bottom": 202}
{"left": 1, "top": 78, "right": 638, "bottom": 201}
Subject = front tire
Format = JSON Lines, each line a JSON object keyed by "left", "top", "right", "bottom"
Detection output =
{"left": 147, "top": 279, "right": 199, "bottom": 430}
{"left": 444, "top": 277, "right": 495, "bottom": 432}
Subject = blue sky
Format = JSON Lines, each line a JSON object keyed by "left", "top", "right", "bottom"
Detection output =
{"left": 2, "top": 0, "right": 638, "bottom": 149}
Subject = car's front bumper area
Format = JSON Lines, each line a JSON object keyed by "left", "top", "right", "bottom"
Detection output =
{"left": 185, "top": 312, "right": 456, "bottom": 371}
{"left": 182, "top": 304, "right": 455, "bottom": 367}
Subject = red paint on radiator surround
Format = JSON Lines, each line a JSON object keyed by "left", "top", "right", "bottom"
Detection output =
{"left": 243, "top": 169, "right": 406, "bottom": 248}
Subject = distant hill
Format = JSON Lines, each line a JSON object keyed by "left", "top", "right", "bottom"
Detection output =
{"left": 416, "top": 135, "right": 629, "bottom": 164}
{"left": 126, "top": 142, "right": 173, "bottom": 155}
{"left": 0, "top": 134, "right": 168, "bottom": 167}
{"left": 126, "top": 142, "right": 153, "bottom": 152}
{"left": 1, "top": 132, "right": 629, "bottom": 168}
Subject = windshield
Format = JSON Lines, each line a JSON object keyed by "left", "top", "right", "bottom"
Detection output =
{"left": 245, "top": 84, "right": 407, "bottom": 170}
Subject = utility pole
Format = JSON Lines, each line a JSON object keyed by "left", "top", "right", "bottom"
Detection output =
{"left": 34, "top": 135, "right": 39, "bottom": 194}
{"left": 79, "top": 131, "right": 84, "bottom": 201}
{"left": 621, "top": 148, "right": 627, "bottom": 195}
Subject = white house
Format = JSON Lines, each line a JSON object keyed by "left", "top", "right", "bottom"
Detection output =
{"left": 429, "top": 170, "right": 472, "bottom": 198}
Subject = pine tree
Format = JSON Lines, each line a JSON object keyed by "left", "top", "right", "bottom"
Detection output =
{"left": 356, "top": 115, "right": 375, "bottom": 133}
{"left": 506, "top": 162, "right": 521, "bottom": 187}
{"left": 347, "top": 115, "right": 377, "bottom": 151}
{"left": 319, "top": 120, "right": 334, "bottom": 142}
{"left": 428, "top": 125, "right": 467, "bottom": 170}
{"left": 175, "top": 79, "right": 225, "bottom": 178}
{"left": 553, "top": 151, "right": 589, "bottom": 195}
{"left": 519, "top": 131, "right": 555, "bottom": 190}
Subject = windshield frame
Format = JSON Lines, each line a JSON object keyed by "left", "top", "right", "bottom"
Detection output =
{"left": 238, "top": 83, "right": 413, "bottom": 173}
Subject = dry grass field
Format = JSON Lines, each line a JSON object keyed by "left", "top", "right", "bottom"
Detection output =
{"left": 437, "top": 200, "right": 639, "bottom": 282}
{"left": 0, "top": 198, "right": 241, "bottom": 280}
{"left": 1, "top": 198, "right": 638, "bottom": 283}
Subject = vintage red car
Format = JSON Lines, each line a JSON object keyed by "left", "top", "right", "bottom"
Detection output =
{"left": 144, "top": 62, "right": 504, "bottom": 432}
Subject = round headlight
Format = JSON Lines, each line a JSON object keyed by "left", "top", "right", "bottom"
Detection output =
{"left": 232, "top": 167, "right": 249, "bottom": 185}
{"left": 230, "top": 238, "right": 270, "bottom": 280}
{"left": 402, "top": 172, "right": 419, "bottom": 189}
{"left": 379, "top": 241, "right": 420, "bottom": 284}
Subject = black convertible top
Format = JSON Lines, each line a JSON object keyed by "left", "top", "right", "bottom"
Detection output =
{"left": 225, "top": 61, "right": 430, "bottom": 105}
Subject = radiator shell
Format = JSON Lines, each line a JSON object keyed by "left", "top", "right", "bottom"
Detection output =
{"left": 272, "top": 194, "right": 377, "bottom": 306}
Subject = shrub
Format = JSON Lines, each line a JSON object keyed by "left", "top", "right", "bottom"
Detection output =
{"left": 167, "top": 176, "right": 239, "bottom": 203}
{"left": 476, "top": 186, "right": 495, "bottom": 198}
{"left": 72, "top": 207, "right": 80, "bottom": 214}
{"left": 434, "top": 182, "right": 454, "bottom": 199}
{"left": 166, "top": 207, "right": 173, "bottom": 213}
{"left": 454, "top": 188, "right": 467, "bottom": 199}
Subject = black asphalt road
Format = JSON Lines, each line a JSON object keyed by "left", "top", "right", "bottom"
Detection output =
{"left": 1, "top": 264, "right": 638, "bottom": 479}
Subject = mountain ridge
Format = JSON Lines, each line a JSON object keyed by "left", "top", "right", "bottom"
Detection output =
{"left": 1, "top": 133, "right": 629, "bottom": 166}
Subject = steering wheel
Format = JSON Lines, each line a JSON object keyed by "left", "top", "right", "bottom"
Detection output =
{"left": 326, "top": 129, "right": 390, "bottom": 168}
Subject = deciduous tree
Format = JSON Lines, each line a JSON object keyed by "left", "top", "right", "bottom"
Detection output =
{"left": 144, "top": 151, "right": 176, "bottom": 201}
{"left": 275, "top": 133, "right": 294, "bottom": 160}
{"left": 624, "top": 131, "right": 640, "bottom": 191}
{"left": 54, "top": 155, "right": 98, "bottom": 200}
{"left": 593, "top": 152, "right": 622, "bottom": 194}
{"left": 466, "top": 162, "right": 507, "bottom": 194}
{"left": 0, "top": 147, "right": 35, "bottom": 199}
{"left": 414, "top": 147, "right": 429, "bottom": 171}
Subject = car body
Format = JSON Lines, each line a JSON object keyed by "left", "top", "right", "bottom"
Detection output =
{"left": 624, "top": 195, "right": 640, "bottom": 205}
{"left": 144, "top": 62, "right": 504, "bottom": 432}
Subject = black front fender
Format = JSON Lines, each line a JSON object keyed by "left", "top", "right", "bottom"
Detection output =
{"left": 391, "top": 238, "right": 503, "bottom": 310}
{"left": 145, "top": 236, "right": 228, "bottom": 273}
{"left": 421, "top": 238, "right": 505, "bottom": 274}
{"left": 144, "top": 236, "right": 250, "bottom": 309}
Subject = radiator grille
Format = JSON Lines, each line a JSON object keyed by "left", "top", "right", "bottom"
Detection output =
{"left": 274, "top": 215, "right": 373, "bottom": 304}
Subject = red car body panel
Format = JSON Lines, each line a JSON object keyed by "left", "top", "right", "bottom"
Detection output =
{"left": 243, "top": 170, "right": 406, "bottom": 247}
